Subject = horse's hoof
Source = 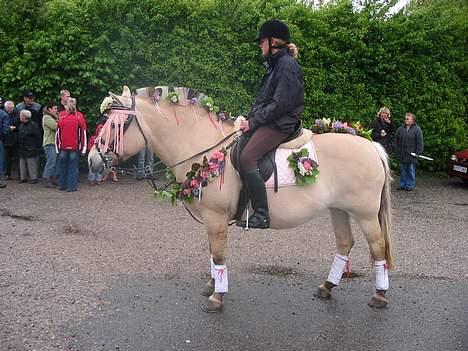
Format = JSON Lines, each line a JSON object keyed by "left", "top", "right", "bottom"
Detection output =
{"left": 201, "top": 279, "right": 215, "bottom": 297}
{"left": 368, "top": 293, "right": 389, "bottom": 308}
{"left": 201, "top": 295, "right": 224, "bottom": 313}
{"left": 314, "top": 284, "right": 332, "bottom": 299}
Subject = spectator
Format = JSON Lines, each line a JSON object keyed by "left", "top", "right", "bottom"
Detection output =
{"left": 0, "top": 97, "right": 9, "bottom": 188}
{"left": 87, "top": 115, "right": 106, "bottom": 185}
{"left": 57, "top": 89, "right": 70, "bottom": 113}
{"left": 17, "top": 110, "right": 42, "bottom": 184}
{"left": 394, "top": 112, "right": 424, "bottom": 191}
{"left": 56, "top": 100, "right": 87, "bottom": 192}
{"left": 369, "top": 106, "right": 395, "bottom": 154}
{"left": 59, "top": 97, "right": 86, "bottom": 129}
{"left": 16, "top": 91, "right": 42, "bottom": 133}
{"left": 136, "top": 146, "right": 154, "bottom": 180}
{"left": 42, "top": 101, "right": 59, "bottom": 188}
{"left": 3, "top": 101, "right": 20, "bottom": 180}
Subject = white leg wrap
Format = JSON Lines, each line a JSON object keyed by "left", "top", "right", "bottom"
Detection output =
{"left": 214, "top": 264, "right": 228, "bottom": 293}
{"left": 374, "top": 260, "right": 389, "bottom": 290}
{"left": 210, "top": 256, "right": 215, "bottom": 279}
{"left": 327, "top": 254, "right": 348, "bottom": 285}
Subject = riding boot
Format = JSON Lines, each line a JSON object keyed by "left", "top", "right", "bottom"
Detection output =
{"left": 236, "top": 169, "right": 269, "bottom": 229}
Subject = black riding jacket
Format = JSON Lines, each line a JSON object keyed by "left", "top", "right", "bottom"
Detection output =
{"left": 247, "top": 48, "right": 304, "bottom": 135}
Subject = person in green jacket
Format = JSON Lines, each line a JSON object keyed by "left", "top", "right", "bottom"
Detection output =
{"left": 42, "top": 101, "right": 59, "bottom": 187}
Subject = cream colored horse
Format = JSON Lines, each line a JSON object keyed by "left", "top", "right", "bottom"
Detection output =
{"left": 89, "top": 86, "right": 392, "bottom": 312}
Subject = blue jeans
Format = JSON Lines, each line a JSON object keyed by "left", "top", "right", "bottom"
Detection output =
{"left": 0, "top": 140, "right": 4, "bottom": 176}
{"left": 43, "top": 144, "right": 57, "bottom": 178}
{"left": 399, "top": 162, "right": 416, "bottom": 189}
{"left": 57, "top": 151, "right": 79, "bottom": 191}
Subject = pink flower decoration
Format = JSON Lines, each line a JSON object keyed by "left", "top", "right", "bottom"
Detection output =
{"left": 213, "top": 150, "right": 225, "bottom": 161}
{"left": 190, "top": 179, "right": 200, "bottom": 188}
{"left": 209, "top": 162, "right": 219, "bottom": 171}
{"left": 182, "top": 188, "right": 192, "bottom": 196}
{"left": 303, "top": 160, "right": 312, "bottom": 171}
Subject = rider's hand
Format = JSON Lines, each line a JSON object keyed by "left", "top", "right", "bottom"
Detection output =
{"left": 240, "top": 120, "right": 250, "bottom": 133}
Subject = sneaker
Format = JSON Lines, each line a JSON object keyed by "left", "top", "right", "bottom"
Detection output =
{"left": 405, "top": 187, "right": 413, "bottom": 191}
{"left": 18, "top": 179, "right": 28, "bottom": 183}
{"left": 30, "top": 179, "right": 38, "bottom": 184}
{"left": 397, "top": 186, "right": 405, "bottom": 190}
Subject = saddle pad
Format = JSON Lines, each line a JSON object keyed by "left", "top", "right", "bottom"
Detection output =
{"left": 265, "top": 141, "right": 318, "bottom": 188}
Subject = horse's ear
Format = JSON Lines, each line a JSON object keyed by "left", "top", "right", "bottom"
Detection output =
{"left": 122, "top": 86, "right": 131, "bottom": 97}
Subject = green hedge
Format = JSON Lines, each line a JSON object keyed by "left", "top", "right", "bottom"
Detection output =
{"left": 0, "top": 0, "right": 466, "bottom": 170}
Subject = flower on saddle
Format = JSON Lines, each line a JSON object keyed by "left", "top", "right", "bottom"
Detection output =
{"left": 166, "top": 92, "right": 180, "bottom": 104}
{"left": 200, "top": 96, "right": 220, "bottom": 113}
{"left": 297, "top": 157, "right": 317, "bottom": 176}
{"left": 287, "top": 148, "right": 320, "bottom": 186}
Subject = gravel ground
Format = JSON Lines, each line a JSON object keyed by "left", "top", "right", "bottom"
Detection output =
{"left": 0, "top": 172, "right": 467, "bottom": 350}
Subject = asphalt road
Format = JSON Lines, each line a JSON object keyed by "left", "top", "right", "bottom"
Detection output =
{"left": 1, "top": 173, "right": 467, "bottom": 351}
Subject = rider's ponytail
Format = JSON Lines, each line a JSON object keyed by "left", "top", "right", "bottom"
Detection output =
{"left": 273, "top": 38, "right": 299, "bottom": 59}
{"left": 286, "top": 43, "right": 298, "bottom": 59}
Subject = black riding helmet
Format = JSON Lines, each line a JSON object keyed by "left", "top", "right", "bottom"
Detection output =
{"left": 254, "top": 19, "right": 291, "bottom": 44}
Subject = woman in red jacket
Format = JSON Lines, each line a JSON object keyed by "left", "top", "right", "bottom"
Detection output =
{"left": 55, "top": 99, "right": 86, "bottom": 192}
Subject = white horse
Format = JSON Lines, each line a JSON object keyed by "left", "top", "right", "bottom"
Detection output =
{"left": 89, "top": 86, "right": 392, "bottom": 312}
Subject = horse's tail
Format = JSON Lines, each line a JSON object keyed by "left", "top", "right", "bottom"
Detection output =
{"left": 373, "top": 142, "right": 393, "bottom": 269}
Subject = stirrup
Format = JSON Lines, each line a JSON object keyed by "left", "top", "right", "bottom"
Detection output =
{"left": 236, "top": 209, "right": 269, "bottom": 230}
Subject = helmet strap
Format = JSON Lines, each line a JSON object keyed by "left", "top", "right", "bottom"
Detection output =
{"left": 268, "top": 37, "right": 273, "bottom": 57}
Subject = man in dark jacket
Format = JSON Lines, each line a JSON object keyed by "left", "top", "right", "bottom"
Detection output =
{"left": 236, "top": 19, "right": 304, "bottom": 229}
{"left": 369, "top": 107, "right": 395, "bottom": 154}
{"left": 16, "top": 91, "right": 43, "bottom": 134}
{"left": 3, "top": 101, "right": 20, "bottom": 180}
{"left": 394, "top": 112, "right": 424, "bottom": 191}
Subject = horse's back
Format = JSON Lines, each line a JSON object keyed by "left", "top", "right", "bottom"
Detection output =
{"left": 268, "top": 133, "right": 386, "bottom": 228}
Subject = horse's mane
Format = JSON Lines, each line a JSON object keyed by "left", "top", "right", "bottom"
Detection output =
{"left": 133, "top": 85, "right": 234, "bottom": 125}
{"left": 135, "top": 86, "right": 207, "bottom": 102}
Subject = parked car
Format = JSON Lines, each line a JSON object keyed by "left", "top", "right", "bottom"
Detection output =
{"left": 448, "top": 149, "right": 468, "bottom": 185}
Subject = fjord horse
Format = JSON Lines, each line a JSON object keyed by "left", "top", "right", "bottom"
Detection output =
{"left": 89, "top": 86, "right": 392, "bottom": 312}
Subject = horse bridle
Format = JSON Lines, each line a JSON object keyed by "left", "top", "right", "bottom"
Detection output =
{"left": 95, "top": 94, "right": 148, "bottom": 169}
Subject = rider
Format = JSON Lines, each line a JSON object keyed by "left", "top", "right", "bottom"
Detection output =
{"left": 237, "top": 19, "right": 304, "bottom": 229}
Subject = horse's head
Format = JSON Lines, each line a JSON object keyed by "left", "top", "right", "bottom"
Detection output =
{"left": 88, "top": 86, "right": 146, "bottom": 173}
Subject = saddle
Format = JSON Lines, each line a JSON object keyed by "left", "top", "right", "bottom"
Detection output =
{"left": 230, "top": 126, "right": 313, "bottom": 220}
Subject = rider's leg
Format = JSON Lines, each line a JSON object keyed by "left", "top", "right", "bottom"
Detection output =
{"left": 237, "top": 126, "right": 289, "bottom": 229}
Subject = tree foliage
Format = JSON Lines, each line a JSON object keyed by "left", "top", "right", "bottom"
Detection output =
{"left": 0, "top": 0, "right": 466, "bottom": 170}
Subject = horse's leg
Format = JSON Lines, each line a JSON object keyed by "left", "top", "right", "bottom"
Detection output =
{"left": 201, "top": 211, "right": 229, "bottom": 313}
{"left": 357, "top": 216, "right": 390, "bottom": 308}
{"left": 201, "top": 251, "right": 215, "bottom": 297}
{"left": 316, "top": 208, "right": 354, "bottom": 299}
